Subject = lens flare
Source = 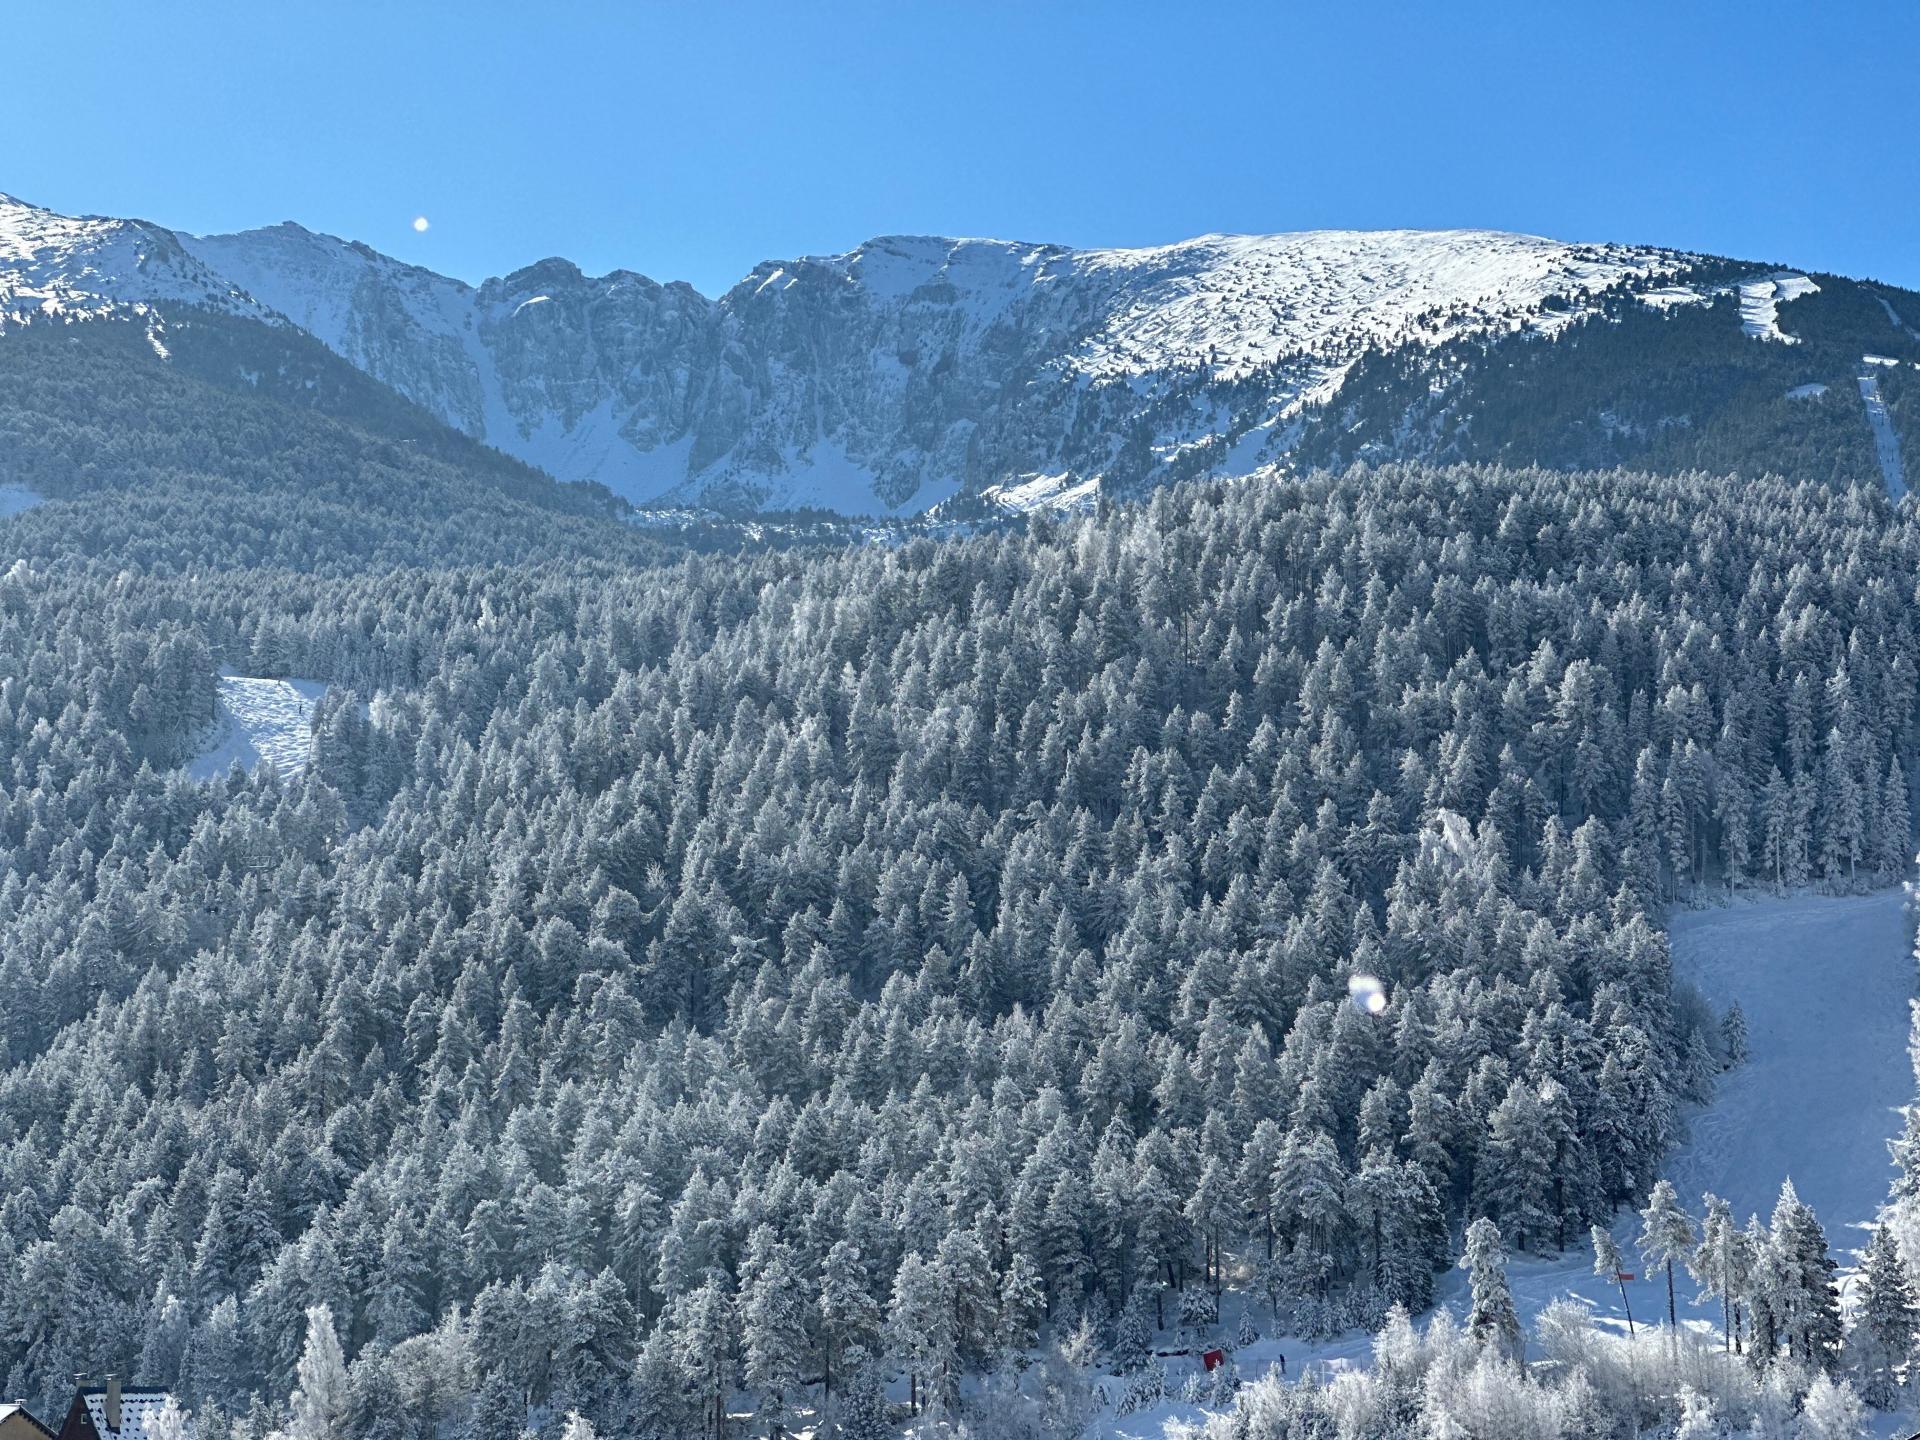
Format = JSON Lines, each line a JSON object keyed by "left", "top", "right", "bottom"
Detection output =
{"left": 1347, "top": 974, "right": 1388, "bottom": 1015}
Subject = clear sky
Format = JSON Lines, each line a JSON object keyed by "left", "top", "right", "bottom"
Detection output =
{"left": 7, "top": 0, "right": 1917, "bottom": 296}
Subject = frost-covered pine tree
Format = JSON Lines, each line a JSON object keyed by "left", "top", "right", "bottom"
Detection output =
{"left": 1473, "top": 1081, "right": 1555, "bottom": 1252}
{"left": 1849, "top": 1222, "right": 1914, "bottom": 1408}
{"left": 816, "top": 1240, "right": 880, "bottom": 1401}
{"left": 1690, "top": 1193, "right": 1736, "bottom": 1352}
{"left": 1720, "top": 1002, "right": 1749, "bottom": 1067}
{"left": 1112, "top": 1289, "right": 1153, "bottom": 1374}
{"left": 671, "top": 1276, "right": 737, "bottom": 1440}
{"left": 888, "top": 1251, "right": 956, "bottom": 1416}
{"left": 1672, "top": 1388, "right": 1716, "bottom": 1440}
{"left": 286, "top": 1306, "right": 350, "bottom": 1440}
{"left": 1233, "top": 1308, "right": 1258, "bottom": 1349}
{"left": 830, "top": 1345, "right": 890, "bottom": 1440}
{"left": 1460, "top": 1217, "right": 1521, "bottom": 1359}
{"left": 1637, "top": 1180, "right": 1695, "bottom": 1341}
{"left": 1761, "top": 1179, "right": 1842, "bottom": 1371}
{"left": 148, "top": 1397, "right": 190, "bottom": 1440}
{"left": 741, "top": 1232, "right": 812, "bottom": 1432}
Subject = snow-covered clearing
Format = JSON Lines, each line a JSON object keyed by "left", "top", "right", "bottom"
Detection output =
{"left": 1658, "top": 891, "right": 1910, "bottom": 1246}
{"left": 0, "top": 483, "right": 41, "bottom": 518}
{"left": 1736, "top": 272, "right": 1819, "bottom": 343}
{"left": 188, "top": 675, "right": 328, "bottom": 782}
{"left": 1101, "top": 889, "right": 1915, "bottom": 1437}
{"left": 1785, "top": 382, "right": 1828, "bottom": 400}
{"left": 1859, "top": 372, "right": 1907, "bottom": 499}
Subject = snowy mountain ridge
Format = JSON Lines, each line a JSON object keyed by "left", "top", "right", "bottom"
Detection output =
{"left": 8, "top": 187, "right": 1911, "bottom": 515}
{"left": 179, "top": 222, "right": 1688, "bottom": 514}
{"left": 0, "top": 191, "right": 269, "bottom": 330}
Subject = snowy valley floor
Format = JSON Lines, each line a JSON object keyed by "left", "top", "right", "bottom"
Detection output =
{"left": 1109, "top": 887, "right": 1916, "bottom": 1436}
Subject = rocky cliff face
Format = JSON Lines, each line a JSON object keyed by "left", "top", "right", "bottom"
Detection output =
{"left": 177, "top": 221, "right": 1688, "bottom": 513}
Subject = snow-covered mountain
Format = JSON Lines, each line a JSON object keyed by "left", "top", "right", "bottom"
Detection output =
{"left": 0, "top": 191, "right": 268, "bottom": 332}
{"left": 174, "top": 222, "right": 1686, "bottom": 513}
{"left": 6, "top": 188, "right": 1918, "bottom": 513}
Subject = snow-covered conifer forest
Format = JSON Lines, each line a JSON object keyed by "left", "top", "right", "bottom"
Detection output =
{"left": 6, "top": 189, "right": 1920, "bottom": 1440}
{"left": 9, "top": 436, "right": 1920, "bottom": 1437}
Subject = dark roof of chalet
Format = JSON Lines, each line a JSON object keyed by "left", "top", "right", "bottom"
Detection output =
{"left": 56, "top": 1389, "right": 177, "bottom": 1440}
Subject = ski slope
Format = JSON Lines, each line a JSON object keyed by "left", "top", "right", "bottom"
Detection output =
{"left": 1472, "top": 890, "right": 1912, "bottom": 1340}
{"left": 188, "top": 675, "right": 328, "bottom": 782}
{"left": 1859, "top": 371, "right": 1908, "bottom": 499}
{"left": 1101, "top": 888, "right": 1916, "bottom": 1437}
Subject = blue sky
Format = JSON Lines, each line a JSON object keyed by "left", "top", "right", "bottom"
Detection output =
{"left": 7, "top": 1, "right": 1917, "bottom": 295}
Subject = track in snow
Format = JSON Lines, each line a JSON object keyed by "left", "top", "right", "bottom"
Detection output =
{"left": 188, "top": 675, "right": 328, "bottom": 782}
{"left": 1859, "top": 371, "right": 1907, "bottom": 499}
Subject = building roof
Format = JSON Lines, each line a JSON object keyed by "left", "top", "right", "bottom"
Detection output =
{"left": 63, "top": 1390, "right": 178, "bottom": 1440}
{"left": 0, "top": 1404, "right": 55, "bottom": 1439}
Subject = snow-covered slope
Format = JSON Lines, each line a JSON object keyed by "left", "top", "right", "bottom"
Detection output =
{"left": 188, "top": 675, "right": 328, "bottom": 782}
{"left": 0, "top": 191, "right": 268, "bottom": 330}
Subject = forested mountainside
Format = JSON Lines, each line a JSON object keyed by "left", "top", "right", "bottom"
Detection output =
{"left": 1295, "top": 266, "right": 1920, "bottom": 490}
{"left": 3, "top": 457, "right": 1916, "bottom": 1437}
{"left": 0, "top": 309, "right": 793, "bottom": 573}
{"left": 9, "top": 189, "right": 1920, "bottom": 516}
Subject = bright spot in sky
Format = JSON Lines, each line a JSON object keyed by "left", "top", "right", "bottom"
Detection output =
{"left": 1348, "top": 973, "right": 1388, "bottom": 1015}
{"left": 412, "top": 216, "right": 430, "bottom": 233}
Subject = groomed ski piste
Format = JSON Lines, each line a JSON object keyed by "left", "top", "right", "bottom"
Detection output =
{"left": 1859, "top": 370, "right": 1908, "bottom": 499}
{"left": 188, "top": 674, "right": 328, "bottom": 782}
{"left": 1099, "top": 887, "right": 1916, "bottom": 1438}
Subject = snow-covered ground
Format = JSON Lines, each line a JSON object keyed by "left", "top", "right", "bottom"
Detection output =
{"left": 188, "top": 675, "right": 328, "bottom": 782}
{"left": 1859, "top": 372, "right": 1907, "bottom": 499}
{"left": 1101, "top": 889, "right": 1915, "bottom": 1436}
{"left": 0, "top": 484, "right": 40, "bottom": 518}
{"left": 1736, "top": 272, "right": 1820, "bottom": 343}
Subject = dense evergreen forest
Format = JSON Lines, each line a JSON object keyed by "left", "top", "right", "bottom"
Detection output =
{"left": 4, "top": 443, "right": 1919, "bottom": 1436}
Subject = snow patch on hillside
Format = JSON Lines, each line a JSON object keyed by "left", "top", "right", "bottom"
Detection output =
{"left": 189, "top": 676, "right": 328, "bottom": 782}
{"left": 1060, "top": 230, "right": 1675, "bottom": 382}
{"left": 0, "top": 484, "right": 41, "bottom": 518}
{"left": 1737, "top": 272, "right": 1819, "bottom": 342}
{"left": 1785, "top": 382, "right": 1829, "bottom": 399}
{"left": 984, "top": 472, "right": 1101, "bottom": 514}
